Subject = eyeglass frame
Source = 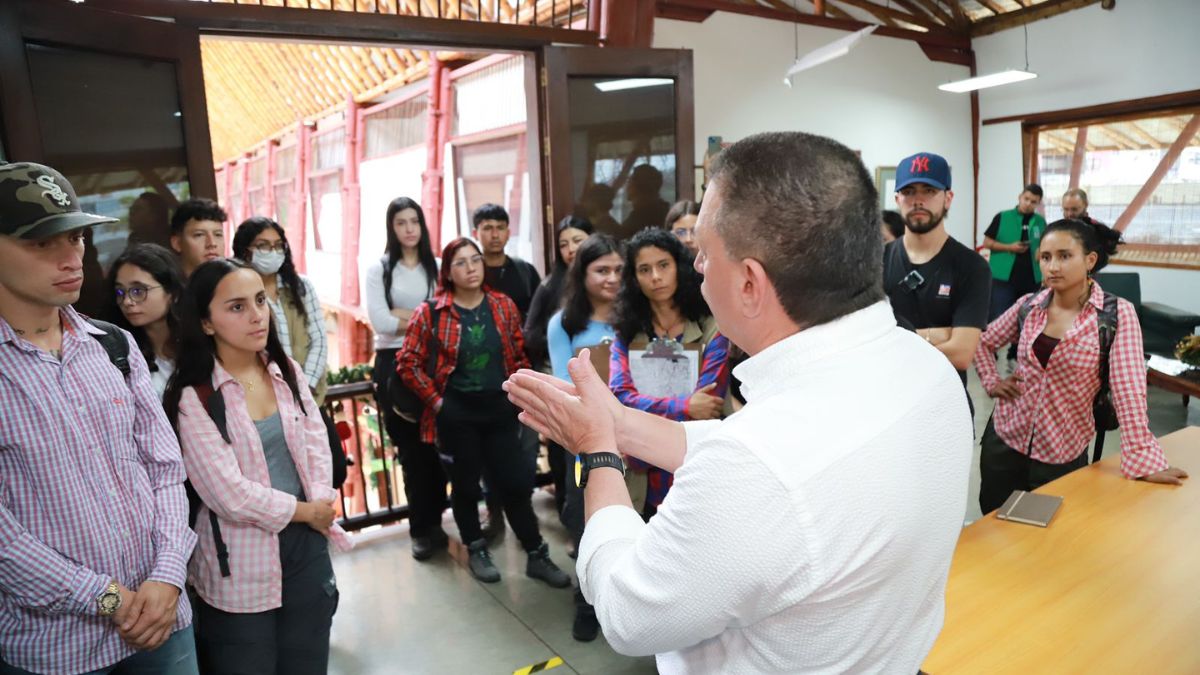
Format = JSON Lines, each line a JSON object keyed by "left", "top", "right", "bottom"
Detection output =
{"left": 251, "top": 241, "right": 289, "bottom": 254}
{"left": 114, "top": 284, "right": 163, "bottom": 305}
{"left": 449, "top": 254, "right": 485, "bottom": 270}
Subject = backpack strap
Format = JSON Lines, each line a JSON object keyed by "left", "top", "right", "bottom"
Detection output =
{"left": 190, "top": 381, "right": 232, "bottom": 578}
{"left": 1090, "top": 292, "right": 1120, "bottom": 464}
{"left": 87, "top": 319, "right": 131, "bottom": 380}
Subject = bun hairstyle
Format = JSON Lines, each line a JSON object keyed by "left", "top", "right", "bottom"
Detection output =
{"left": 1043, "top": 218, "right": 1122, "bottom": 274}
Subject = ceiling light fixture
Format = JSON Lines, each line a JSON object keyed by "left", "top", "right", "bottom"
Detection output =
{"left": 594, "top": 78, "right": 673, "bottom": 93}
{"left": 784, "top": 24, "right": 877, "bottom": 88}
{"left": 940, "top": 23, "right": 1037, "bottom": 93}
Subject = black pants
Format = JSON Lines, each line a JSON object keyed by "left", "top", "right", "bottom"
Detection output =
{"left": 193, "top": 523, "right": 337, "bottom": 675}
{"left": 436, "top": 389, "right": 543, "bottom": 552}
{"left": 978, "top": 416, "right": 1089, "bottom": 514}
{"left": 548, "top": 440, "right": 569, "bottom": 517}
{"left": 556, "top": 441, "right": 584, "bottom": 547}
{"left": 373, "top": 349, "right": 448, "bottom": 538}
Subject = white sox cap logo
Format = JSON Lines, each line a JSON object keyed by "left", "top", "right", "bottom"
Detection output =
{"left": 36, "top": 174, "right": 71, "bottom": 208}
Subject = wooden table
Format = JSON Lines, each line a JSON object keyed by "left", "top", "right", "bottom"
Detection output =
{"left": 923, "top": 426, "right": 1200, "bottom": 674}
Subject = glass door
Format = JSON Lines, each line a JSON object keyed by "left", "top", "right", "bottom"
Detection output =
{"left": 0, "top": 0, "right": 215, "bottom": 315}
{"left": 540, "top": 46, "right": 695, "bottom": 244}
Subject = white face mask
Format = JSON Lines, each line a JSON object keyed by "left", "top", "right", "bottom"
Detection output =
{"left": 250, "top": 250, "right": 285, "bottom": 275}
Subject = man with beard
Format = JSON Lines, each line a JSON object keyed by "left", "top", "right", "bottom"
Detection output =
{"left": 883, "top": 152, "right": 990, "bottom": 409}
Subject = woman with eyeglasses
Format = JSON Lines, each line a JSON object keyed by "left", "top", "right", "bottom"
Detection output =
{"left": 665, "top": 200, "right": 701, "bottom": 255}
{"left": 233, "top": 217, "right": 329, "bottom": 405}
{"left": 107, "top": 243, "right": 186, "bottom": 398}
{"left": 610, "top": 227, "right": 730, "bottom": 518}
{"left": 398, "top": 238, "right": 570, "bottom": 588}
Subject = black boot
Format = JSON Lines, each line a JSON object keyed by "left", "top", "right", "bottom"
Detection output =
{"left": 572, "top": 602, "right": 600, "bottom": 642}
{"left": 467, "top": 539, "right": 501, "bottom": 583}
{"left": 525, "top": 542, "right": 570, "bottom": 588}
{"left": 411, "top": 528, "right": 449, "bottom": 561}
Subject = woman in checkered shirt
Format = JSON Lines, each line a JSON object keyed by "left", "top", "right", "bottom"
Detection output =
{"left": 974, "top": 219, "right": 1187, "bottom": 514}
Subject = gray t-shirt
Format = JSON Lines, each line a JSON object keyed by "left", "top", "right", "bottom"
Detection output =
{"left": 254, "top": 412, "right": 305, "bottom": 500}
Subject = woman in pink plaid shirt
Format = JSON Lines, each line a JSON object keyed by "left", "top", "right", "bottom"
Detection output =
{"left": 164, "top": 258, "right": 351, "bottom": 674}
{"left": 975, "top": 219, "right": 1187, "bottom": 513}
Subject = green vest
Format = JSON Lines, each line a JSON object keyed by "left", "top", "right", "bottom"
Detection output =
{"left": 989, "top": 209, "right": 1046, "bottom": 283}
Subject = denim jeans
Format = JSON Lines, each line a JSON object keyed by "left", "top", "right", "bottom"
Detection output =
{"left": 0, "top": 626, "right": 198, "bottom": 675}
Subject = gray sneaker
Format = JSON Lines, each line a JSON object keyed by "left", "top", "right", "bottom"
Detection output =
{"left": 467, "top": 539, "right": 500, "bottom": 583}
{"left": 525, "top": 543, "right": 571, "bottom": 588}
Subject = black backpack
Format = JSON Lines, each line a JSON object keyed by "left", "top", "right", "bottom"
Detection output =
{"left": 380, "top": 255, "right": 440, "bottom": 423}
{"left": 386, "top": 299, "right": 440, "bottom": 423}
{"left": 1015, "top": 291, "right": 1119, "bottom": 463}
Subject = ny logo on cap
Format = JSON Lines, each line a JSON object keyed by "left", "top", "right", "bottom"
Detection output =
{"left": 910, "top": 156, "right": 931, "bottom": 173}
{"left": 36, "top": 175, "right": 71, "bottom": 208}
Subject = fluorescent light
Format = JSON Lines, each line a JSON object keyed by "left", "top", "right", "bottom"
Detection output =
{"left": 938, "top": 69, "right": 1037, "bottom": 93}
{"left": 785, "top": 25, "right": 876, "bottom": 85}
{"left": 594, "top": 78, "right": 673, "bottom": 93}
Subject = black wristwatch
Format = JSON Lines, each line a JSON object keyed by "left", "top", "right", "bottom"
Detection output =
{"left": 575, "top": 452, "right": 625, "bottom": 488}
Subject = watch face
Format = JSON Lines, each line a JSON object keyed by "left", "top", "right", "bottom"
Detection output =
{"left": 574, "top": 455, "right": 583, "bottom": 488}
{"left": 99, "top": 594, "right": 119, "bottom": 614}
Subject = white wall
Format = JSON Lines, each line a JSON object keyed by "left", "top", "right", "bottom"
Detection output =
{"left": 974, "top": 0, "right": 1200, "bottom": 314}
{"left": 654, "top": 13, "right": 976, "bottom": 245}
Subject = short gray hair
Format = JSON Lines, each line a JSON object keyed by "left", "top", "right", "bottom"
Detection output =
{"left": 1063, "top": 187, "right": 1089, "bottom": 205}
{"left": 708, "top": 132, "right": 884, "bottom": 329}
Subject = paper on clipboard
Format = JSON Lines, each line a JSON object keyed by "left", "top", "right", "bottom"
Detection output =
{"left": 628, "top": 338, "right": 700, "bottom": 398}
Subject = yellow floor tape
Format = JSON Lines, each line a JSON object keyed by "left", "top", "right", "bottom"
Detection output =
{"left": 512, "top": 656, "right": 564, "bottom": 675}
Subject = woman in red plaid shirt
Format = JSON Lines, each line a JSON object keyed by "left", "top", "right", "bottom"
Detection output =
{"left": 974, "top": 219, "right": 1187, "bottom": 513}
{"left": 399, "top": 238, "right": 570, "bottom": 588}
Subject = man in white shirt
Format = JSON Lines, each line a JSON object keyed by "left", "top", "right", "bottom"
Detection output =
{"left": 504, "top": 132, "right": 972, "bottom": 674}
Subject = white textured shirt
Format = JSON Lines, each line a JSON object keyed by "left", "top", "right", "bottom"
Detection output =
{"left": 363, "top": 258, "right": 437, "bottom": 350}
{"left": 578, "top": 301, "right": 972, "bottom": 674}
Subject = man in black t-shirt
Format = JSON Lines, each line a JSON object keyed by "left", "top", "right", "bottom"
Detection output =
{"left": 472, "top": 203, "right": 541, "bottom": 319}
{"left": 883, "top": 152, "right": 991, "bottom": 393}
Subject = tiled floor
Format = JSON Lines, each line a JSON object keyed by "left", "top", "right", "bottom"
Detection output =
{"left": 329, "top": 364, "right": 1198, "bottom": 674}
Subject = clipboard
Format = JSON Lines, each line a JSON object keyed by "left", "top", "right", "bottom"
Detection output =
{"left": 627, "top": 338, "right": 701, "bottom": 398}
{"left": 574, "top": 338, "right": 613, "bottom": 384}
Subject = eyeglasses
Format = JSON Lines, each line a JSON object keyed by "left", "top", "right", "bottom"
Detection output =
{"left": 450, "top": 254, "right": 484, "bottom": 270}
{"left": 115, "top": 285, "right": 162, "bottom": 305}
{"left": 672, "top": 228, "right": 694, "bottom": 240}
{"left": 252, "top": 242, "right": 288, "bottom": 254}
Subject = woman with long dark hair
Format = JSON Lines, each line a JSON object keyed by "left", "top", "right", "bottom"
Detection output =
{"left": 974, "top": 219, "right": 1187, "bottom": 514}
{"left": 362, "top": 196, "right": 448, "bottom": 561}
{"left": 163, "top": 258, "right": 350, "bottom": 674}
{"left": 610, "top": 227, "right": 730, "bottom": 517}
{"left": 524, "top": 216, "right": 595, "bottom": 371}
{"left": 107, "top": 243, "right": 185, "bottom": 398}
{"left": 545, "top": 233, "right": 622, "bottom": 642}
{"left": 398, "top": 238, "right": 569, "bottom": 588}
{"left": 232, "top": 217, "right": 329, "bottom": 405}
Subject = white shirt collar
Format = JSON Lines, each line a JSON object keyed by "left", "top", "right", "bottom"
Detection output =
{"left": 733, "top": 301, "right": 897, "bottom": 403}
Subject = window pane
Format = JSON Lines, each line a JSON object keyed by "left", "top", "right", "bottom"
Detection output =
{"left": 1037, "top": 113, "right": 1200, "bottom": 260}
{"left": 364, "top": 93, "right": 428, "bottom": 159}
{"left": 25, "top": 43, "right": 191, "bottom": 316}
{"left": 566, "top": 76, "right": 676, "bottom": 241}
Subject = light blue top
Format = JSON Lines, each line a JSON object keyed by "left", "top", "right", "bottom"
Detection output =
{"left": 546, "top": 310, "right": 615, "bottom": 382}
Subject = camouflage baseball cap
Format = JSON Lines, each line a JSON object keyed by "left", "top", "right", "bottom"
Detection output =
{"left": 0, "top": 162, "right": 117, "bottom": 240}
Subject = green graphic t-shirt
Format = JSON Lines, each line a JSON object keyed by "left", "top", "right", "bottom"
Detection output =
{"left": 447, "top": 300, "right": 506, "bottom": 393}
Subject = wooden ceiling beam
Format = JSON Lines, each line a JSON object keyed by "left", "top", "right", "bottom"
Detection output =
{"left": 908, "top": 0, "right": 958, "bottom": 28}
{"left": 971, "top": 0, "right": 1101, "bottom": 37}
{"left": 891, "top": 0, "right": 947, "bottom": 26}
{"left": 829, "top": 0, "right": 952, "bottom": 31}
{"left": 826, "top": 0, "right": 898, "bottom": 28}
{"left": 1122, "top": 122, "right": 1167, "bottom": 148}
{"left": 975, "top": 0, "right": 1005, "bottom": 15}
